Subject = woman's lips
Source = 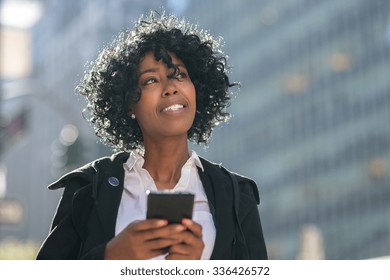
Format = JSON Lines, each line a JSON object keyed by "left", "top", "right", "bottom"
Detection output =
{"left": 162, "top": 104, "right": 186, "bottom": 112}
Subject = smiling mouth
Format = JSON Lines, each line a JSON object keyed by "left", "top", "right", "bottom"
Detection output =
{"left": 162, "top": 104, "right": 186, "bottom": 112}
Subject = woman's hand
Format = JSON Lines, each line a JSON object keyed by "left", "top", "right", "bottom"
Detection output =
{"left": 165, "top": 219, "right": 205, "bottom": 260}
{"left": 104, "top": 219, "right": 186, "bottom": 260}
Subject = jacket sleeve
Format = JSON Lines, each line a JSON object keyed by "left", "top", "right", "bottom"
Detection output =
{"left": 80, "top": 244, "right": 106, "bottom": 259}
{"left": 36, "top": 179, "right": 107, "bottom": 260}
{"left": 237, "top": 178, "right": 268, "bottom": 260}
{"left": 36, "top": 184, "right": 83, "bottom": 260}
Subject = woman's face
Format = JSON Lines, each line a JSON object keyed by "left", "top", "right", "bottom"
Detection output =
{"left": 131, "top": 51, "right": 196, "bottom": 143}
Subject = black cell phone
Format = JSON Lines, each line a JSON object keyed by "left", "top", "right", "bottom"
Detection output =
{"left": 146, "top": 191, "right": 194, "bottom": 224}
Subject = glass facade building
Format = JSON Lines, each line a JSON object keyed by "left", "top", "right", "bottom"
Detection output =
{"left": 186, "top": 0, "right": 390, "bottom": 259}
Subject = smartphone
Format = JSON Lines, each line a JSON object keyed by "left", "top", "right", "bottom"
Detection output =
{"left": 146, "top": 191, "right": 195, "bottom": 224}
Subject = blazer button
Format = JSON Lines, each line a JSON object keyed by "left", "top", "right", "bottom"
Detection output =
{"left": 108, "top": 177, "right": 120, "bottom": 187}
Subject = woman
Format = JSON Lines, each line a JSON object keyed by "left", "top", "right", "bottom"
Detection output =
{"left": 36, "top": 12, "right": 267, "bottom": 260}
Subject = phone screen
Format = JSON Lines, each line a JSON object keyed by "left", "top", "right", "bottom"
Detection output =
{"left": 146, "top": 192, "right": 194, "bottom": 224}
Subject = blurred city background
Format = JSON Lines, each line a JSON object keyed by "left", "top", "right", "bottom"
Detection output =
{"left": 0, "top": 0, "right": 389, "bottom": 260}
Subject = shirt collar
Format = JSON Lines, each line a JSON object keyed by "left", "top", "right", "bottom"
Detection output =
{"left": 124, "top": 150, "right": 204, "bottom": 172}
{"left": 123, "top": 151, "right": 144, "bottom": 172}
{"left": 188, "top": 150, "right": 204, "bottom": 172}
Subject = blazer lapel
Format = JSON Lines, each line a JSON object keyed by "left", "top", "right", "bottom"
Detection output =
{"left": 199, "top": 159, "right": 236, "bottom": 259}
{"left": 93, "top": 153, "right": 128, "bottom": 241}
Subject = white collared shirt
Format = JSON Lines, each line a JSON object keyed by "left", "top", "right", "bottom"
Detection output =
{"left": 115, "top": 150, "right": 216, "bottom": 260}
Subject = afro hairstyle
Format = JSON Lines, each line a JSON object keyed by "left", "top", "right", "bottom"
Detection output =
{"left": 77, "top": 11, "right": 238, "bottom": 152}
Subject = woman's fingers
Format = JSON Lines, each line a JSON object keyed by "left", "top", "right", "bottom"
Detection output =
{"left": 105, "top": 219, "right": 204, "bottom": 260}
{"left": 164, "top": 219, "right": 205, "bottom": 260}
{"left": 182, "top": 219, "right": 203, "bottom": 238}
{"left": 136, "top": 221, "right": 186, "bottom": 241}
{"left": 130, "top": 219, "right": 168, "bottom": 231}
{"left": 105, "top": 220, "right": 186, "bottom": 259}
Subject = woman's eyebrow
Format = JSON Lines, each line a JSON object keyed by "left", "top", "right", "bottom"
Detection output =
{"left": 176, "top": 64, "right": 186, "bottom": 69}
{"left": 139, "top": 64, "right": 187, "bottom": 77}
{"left": 139, "top": 68, "right": 159, "bottom": 77}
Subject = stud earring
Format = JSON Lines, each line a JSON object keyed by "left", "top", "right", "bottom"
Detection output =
{"left": 130, "top": 114, "right": 136, "bottom": 119}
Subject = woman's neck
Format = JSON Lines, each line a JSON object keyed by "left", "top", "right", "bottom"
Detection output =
{"left": 142, "top": 137, "right": 190, "bottom": 190}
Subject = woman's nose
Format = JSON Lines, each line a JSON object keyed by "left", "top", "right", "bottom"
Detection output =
{"left": 162, "top": 79, "right": 178, "bottom": 97}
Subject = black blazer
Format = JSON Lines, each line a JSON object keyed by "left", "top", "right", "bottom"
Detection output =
{"left": 36, "top": 152, "right": 267, "bottom": 260}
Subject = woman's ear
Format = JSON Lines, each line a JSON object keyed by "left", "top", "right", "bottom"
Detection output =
{"left": 128, "top": 107, "right": 136, "bottom": 120}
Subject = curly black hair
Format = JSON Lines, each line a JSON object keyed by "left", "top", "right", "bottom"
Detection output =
{"left": 77, "top": 12, "right": 237, "bottom": 152}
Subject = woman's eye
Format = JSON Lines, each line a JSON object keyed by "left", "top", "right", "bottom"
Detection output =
{"left": 143, "top": 77, "right": 157, "bottom": 85}
{"left": 176, "top": 72, "right": 187, "bottom": 80}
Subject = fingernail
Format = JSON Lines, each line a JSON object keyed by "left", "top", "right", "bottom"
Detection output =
{"left": 182, "top": 218, "right": 191, "bottom": 225}
{"left": 159, "top": 219, "right": 168, "bottom": 226}
{"left": 176, "top": 224, "right": 185, "bottom": 231}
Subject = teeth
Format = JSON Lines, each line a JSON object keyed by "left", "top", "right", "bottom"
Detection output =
{"left": 163, "top": 104, "right": 184, "bottom": 112}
